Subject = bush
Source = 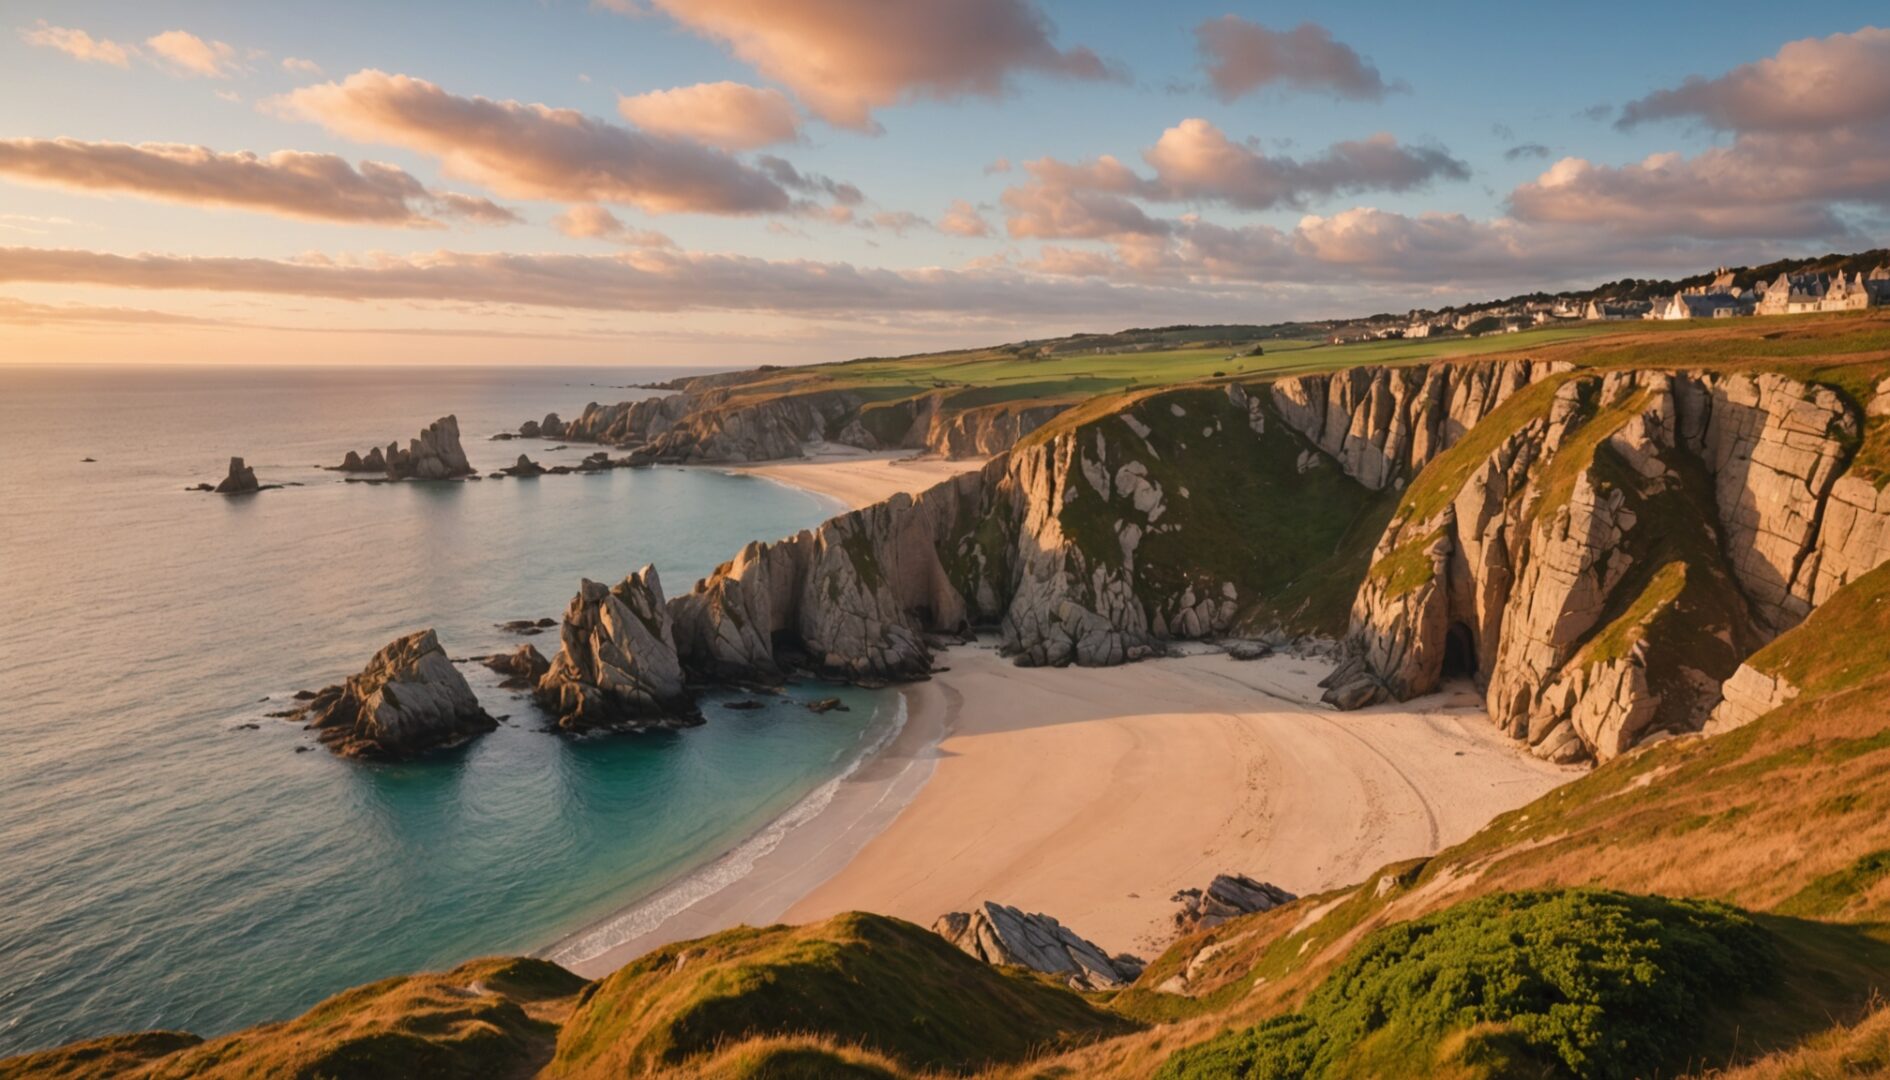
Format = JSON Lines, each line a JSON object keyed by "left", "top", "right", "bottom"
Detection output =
{"left": 1158, "top": 889, "right": 1775, "bottom": 1080}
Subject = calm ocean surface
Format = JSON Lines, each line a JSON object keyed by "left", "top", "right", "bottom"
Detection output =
{"left": 0, "top": 364, "right": 893, "bottom": 1056}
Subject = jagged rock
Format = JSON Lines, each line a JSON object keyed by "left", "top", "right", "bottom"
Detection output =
{"left": 482, "top": 644, "right": 549, "bottom": 689}
{"left": 933, "top": 902, "right": 1141, "bottom": 991}
{"left": 212, "top": 456, "right": 259, "bottom": 494}
{"left": 383, "top": 415, "right": 475, "bottom": 480}
{"left": 1225, "top": 640, "right": 1273, "bottom": 661}
{"left": 1171, "top": 875, "right": 1296, "bottom": 934}
{"left": 538, "top": 568, "right": 697, "bottom": 731}
{"left": 804, "top": 697, "right": 849, "bottom": 713}
{"left": 291, "top": 629, "right": 496, "bottom": 759}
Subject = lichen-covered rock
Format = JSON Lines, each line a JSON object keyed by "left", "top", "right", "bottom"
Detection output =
{"left": 293, "top": 629, "right": 496, "bottom": 758}
{"left": 933, "top": 902, "right": 1142, "bottom": 991}
{"left": 538, "top": 568, "right": 696, "bottom": 731}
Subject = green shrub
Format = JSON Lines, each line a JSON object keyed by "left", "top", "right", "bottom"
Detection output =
{"left": 1158, "top": 889, "right": 1774, "bottom": 1080}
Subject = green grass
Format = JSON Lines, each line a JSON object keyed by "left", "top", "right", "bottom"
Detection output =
{"left": 1776, "top": 851, "right": 1890, "bottom": 918}
{"left": 1746, "top": 561, "right": 1890, "bottom": 693}
{"left": 548, "top": 912, "right": 1133, "bottom": 1076}
{"left": 1157, "top": 889, "right": 1776, "bottom": 1080}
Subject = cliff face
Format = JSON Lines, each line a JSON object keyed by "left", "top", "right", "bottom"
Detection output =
{"left": 668, "top": 462, "right": 1006, "bottom": 680}
{"left": 1320, "top": 364, "right": 1888, "bottom": 763}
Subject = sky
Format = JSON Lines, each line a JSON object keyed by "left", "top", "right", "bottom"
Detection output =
{"left": 1, "top": 1, "right": 1887, "bottom": 366}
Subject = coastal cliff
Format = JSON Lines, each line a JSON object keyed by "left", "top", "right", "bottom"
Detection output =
{"left": 519, "top": 383, "right": 1070, "bottom": 463}
{"left": 616, "top": 354, "right": 1890, "bottom": 768}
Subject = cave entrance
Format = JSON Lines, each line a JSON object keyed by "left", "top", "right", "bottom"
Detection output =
{"left": 1442, "top": 621, "right": 1478, "bottom": 679}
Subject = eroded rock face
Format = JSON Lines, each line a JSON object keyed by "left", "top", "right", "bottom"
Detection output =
{"left": 933, "top": 902, "right": 1143, "bottom": 991}
{"left": 669, "top": 463, "right": 1003, "bottom": 682}
{"left": 1320, "top": 364, "right": 1873, "bottom": 763}
{"left": 538, "top": 568, "right": 696, "bottom": 731}
{"left": 1171, "top": 875, "right": 1296, "bottom": 935}
{"left": 213, "top": 456, "right": 259, "bottom": 494}
{"left": 293, "top": 629, "right": 495, "bottom": 758}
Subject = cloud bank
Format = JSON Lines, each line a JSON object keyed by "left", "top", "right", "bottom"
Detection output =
{"left": 1196, "top": 18, "right": 1396, "bottom": 102}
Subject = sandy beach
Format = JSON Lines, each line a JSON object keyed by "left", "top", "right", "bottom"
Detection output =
{"left": 725, "top": 447, "right": 986, "bottom": 511}
{"left": 558, "top": 455, "right": 1577, "bottom": 978}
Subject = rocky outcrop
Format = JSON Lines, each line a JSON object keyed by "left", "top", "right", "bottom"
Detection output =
{"left": 933, "top": 902, "right": 1143, "bottom": 991}
{"left": 538, "top": 569, "right": 697, "bottom": 732}
{"left": 1702, "top": 664, "right": 1798, "bottom": 734}
{"left": 292, "top": 629, "right": 496, "bottom": 758}
{"left": 213, "top": 456, "right": 259, "bottom": 494}
{"left": 482, "top": 644, "right": 549, "bottom": 689}
{"left": 518, "top": 413, "right": 565, "bottom": 439}
{"left": 1171, "top": 875, "right": 1296, "bottom": 935}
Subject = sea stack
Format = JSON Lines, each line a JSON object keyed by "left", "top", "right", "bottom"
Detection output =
{"left": 332, "top": 416, "right": 474, "bottom": 480}
{"left": 292, "top": 629, "right": 496, "bottom": 758}
{"left": 384, "top": 415, "right": 475, "bottom": 480}
{"left": 213, "top": 456, "right": 260, "bottom": 494}
{"left": 536, "top": 567, "right": 698, "bottom": 732}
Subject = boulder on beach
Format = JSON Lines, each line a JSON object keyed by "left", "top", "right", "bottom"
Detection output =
{"left": 933, "top": 901, "right": 1143, "bottom": 991}
{"left": 1170, "top": 874, "right": 1296, "bottom": 935}
{"left": 536, "top": 567, "right": 698, "bottom": 732}
{"left": 213, "top": 456, "right": 260, "bottom": 494}
{"left": 290, "top": 629, "right": 496, "bottom": 759}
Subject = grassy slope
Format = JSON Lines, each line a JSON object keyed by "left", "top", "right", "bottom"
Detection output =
{"left": 546, "top": 912, "right": 1133, "bottom": 1078}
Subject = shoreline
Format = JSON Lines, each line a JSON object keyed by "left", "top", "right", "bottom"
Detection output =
{"left": 717, "top": 447, "right": 987, "bottom": 511}
{"left": 538, "top": 451, "right": 1577, "bottom": 978}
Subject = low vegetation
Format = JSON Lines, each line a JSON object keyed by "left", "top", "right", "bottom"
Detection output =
{"left": 1158, "top": 890, "right": 1775, "bottom": 1080}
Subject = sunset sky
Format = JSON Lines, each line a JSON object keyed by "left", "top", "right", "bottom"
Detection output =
{"left": 3, "top": 1, "right": 1887, "bottom": 366}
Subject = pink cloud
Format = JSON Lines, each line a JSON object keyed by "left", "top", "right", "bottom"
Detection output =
{"left": 18, "top": 21, "right": 134, "bottom": 67}
{"left": 1617, "top": 26, "right": 1890, "bottom": 132}
{"left": 637, "top": 0, "right": 1118, "bottom": 130}
{"left": 1003, "top": 120, "right": 1467, "bottom": 239}
{"left": 278, "top": 70, "right": 830, "bottom": 216}
{"left": 144, "top": 29, "right": 241, "bottom": 79}
{"left": 553, "top": 204, "right": 676, "bottom": 247}
{"left": 617, "top": 81, "right": 800, "bottom": 150}
{"left": 0, "top": 138, "right": 518, "bottom": 227}
{"left": 1196, "top": 17, "right": 1397, "bottom": 103}
{"left": 939, "top": 199, "right": 991, "bottom": 238}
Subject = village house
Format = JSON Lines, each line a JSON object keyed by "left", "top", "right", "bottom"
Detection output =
{"left": 1584, "top": 298, "right": 1653, "bottom": 321}
{"left": 1755, "top": 271, "right": 1830, "bottom": 315}
{"left": 1655, "top": 290, "right": 1751, "bottom": 320}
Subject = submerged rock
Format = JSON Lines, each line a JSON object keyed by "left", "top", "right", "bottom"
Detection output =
{"left": 933, "top": 901, "right": 1143, "bottom": 991}
{"left": 482, "top": 644, "right": 550, "bottom": 689}
{"left": 213, "top": 456, "right": 260, "bottom": 494}
{"left": 1171, "top": 874, "right": 1296, "bottom": 935}
{"left": 537, "top": 568, "right": 698, "bottom": 732}
{"left": 291, "top": 629, "right": 496, "bottom": 759}
{"left": 502, "top": 454, "right": 547, "bottom": 478}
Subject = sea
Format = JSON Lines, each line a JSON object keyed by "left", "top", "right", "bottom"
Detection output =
{"left": 0, "top": 364, "right": 898, "bottom": 1057}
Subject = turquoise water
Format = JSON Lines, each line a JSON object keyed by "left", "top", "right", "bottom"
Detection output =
{"left": 0, "top": 365, "right": 890, "bottom": 1056}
